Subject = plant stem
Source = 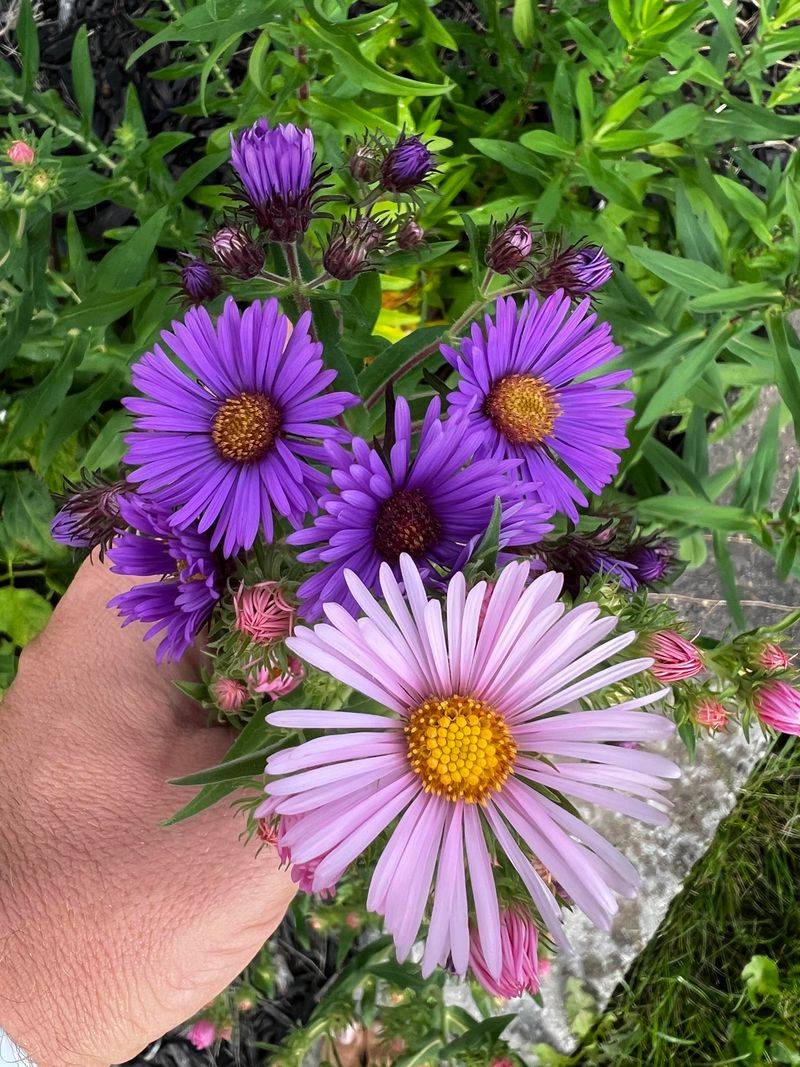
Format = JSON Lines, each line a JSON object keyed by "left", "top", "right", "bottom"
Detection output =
{"left": 282, "top": 243, "right": 312, "bottom": 319}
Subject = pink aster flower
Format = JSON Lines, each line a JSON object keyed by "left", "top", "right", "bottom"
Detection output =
{"left": 259, "top": 555, "right": 677, "bottom": 977}
{"left": 469, "top": 908, "right": 540, "bottom": 999}
{"left": 647, "top": 631, "right": 703, "bottom": 683}
{"left": 692, "top": 697, "right": 728, "bottom": 731}
{"left": 234, "top": 581, "right": 295, "bottom": 644}
{"left": 249, "top": 656, "right": 304, "bottom": 700}
{"left": 758, "top": 642, "right": 791, "bottom": 672}
{"left": 754, "top": 681, "right": 800, "bottom": 735}
{"left": 212, "top": 677, "right": 249, "bottom": 712}
{"left": 187, "top": 1019, "right": 216, "bottom": 1049}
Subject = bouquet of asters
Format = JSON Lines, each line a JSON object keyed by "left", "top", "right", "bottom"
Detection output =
{"left": 51, "top": 119, "right": 800, "bottom": 1003}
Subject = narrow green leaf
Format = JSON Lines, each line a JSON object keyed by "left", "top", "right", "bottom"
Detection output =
{"left": 71, "top": 25, "right": 96, "bottom": 126}
{"left": 16, "top": 0, "right": 39, "bottom": 94}
{"left": 637, "top": 320, "right": 731, "bottom": 429}
{"left": 768, "top": 311, "right": 800, "bottom": 445}
{"left": 511, "top": 0, "right": 535, "bottom": 47}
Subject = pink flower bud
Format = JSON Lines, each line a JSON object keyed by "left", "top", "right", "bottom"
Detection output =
{"left": 692, "top": 698, "right": 728, "bottom": 731}
{"left": 8, "top": 140, "right": 34, "bottom": 166}
{"left": 187, "top": 1019, "right": 216, "bottom": 1050}
{"left": 249, "top": 656, "right": 304, "bottom": 700}
{"left": 212, "top": 677, "right": 248, "bottom": 712}
{"left": 758, "top": 642, "right": 791, "bottom": 672}
{"left": 218, "top": 1025, "right": 232, "bottom": 1042}
{"left": 754, "top": 680, "right": 800, "bottom": 736}
{"left": 234, "top": 581, "right": 295, "bottom": 644}
{"left": 538, "top": 956, "right": 552, "bottom": 977}
{"left": 647, "top": 631, "right": 704, "bottom": 682}
{"left": 256, "top": 817, "right": 279, "bottom": 846}
{"left": 469, "top": 909, "right": 540, "bottom": 999}
{"left": 491, "top": 1059, "right": 515, "bottom": 1067}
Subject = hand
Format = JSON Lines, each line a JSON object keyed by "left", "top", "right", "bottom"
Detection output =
{"left": 0, "top": 557, "right": 295, "bottom": 1067}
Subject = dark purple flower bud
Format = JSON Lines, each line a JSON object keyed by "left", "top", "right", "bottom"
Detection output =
{"left": 379, "top": 133, "right": 436, "bottom": 194}
{"left": 537, "top": 243, "right": 613, "bottom": 298}
{"left": 623, "top": 537, "right": 675, "bottom": 585}
{"left": 396, "top": 216, "right": 425, "bottom": 250}
{"left": 180, "top": 258, "right": 221, "bottom": 305}
{"left": 230, "top": 119, "right": 329, "bottom": 242}
{"left": 51, "top": 473, "right": 127, "bottom": 559}
{"left": 209, "top": 225, "right": 265, "bottom": 279}
{"left": 485, "top": 218, "right": 534, "bottom": 274}
{"left": 352, "top": 213, "right": 388, "bottom": 253}
{"left": 323, "top": 218, "right": 374, "bottom": 280}
{"left": 536, "top": 524, "right": 639, "bottom": 597}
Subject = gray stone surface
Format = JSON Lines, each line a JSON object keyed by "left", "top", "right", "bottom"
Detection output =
{"left": 500, "top": 392, "right": 800, "bottom": 1061}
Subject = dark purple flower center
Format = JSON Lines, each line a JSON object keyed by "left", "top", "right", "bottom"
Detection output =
{"left": 374, "top": 489, "right": 441, "bottom": 561}
{"left": 484, "top": 374, "right": 560, "bottom": 445}
{"left": 212, "top": 392, "right": 281, "bottom": 463}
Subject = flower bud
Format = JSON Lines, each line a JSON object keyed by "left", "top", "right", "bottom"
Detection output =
{"left": 348, "top": 140, "right": 382, "bottom": 183}
{"left": 353, "top": 213, "right": 388, "bottom": 252}
{"left": 256, "top": 816, "right": 279, "bottom": 845}
{"left": 51, "top": 474, "right": 126, "bottom": 558}
{"left": 212, "top": 677, "right": 249, "bottom": 712}
{"left": 323, "top": 217, "right": 374, "bottom": 280}
{"left": 379, "top": 133, "right": 436, "bottom": 193}
{"left": 234, "top": 581, "right": 295, "bottom": 644}
{"left": 623, "top": 537, "right": 675, "bottom": 585}
{"left": 469, "top": 909, "right": 540, "bottom": 999}
{"left": 537, "top": 243, "right": 613, "bottom": 298}
{"left": 395, "top": 215, "right": 425, "bottom": 250}
{"left": 28, "top": 168, "right": 53, "bottom": 195}
{"left": 485, "top": 217, "right": 534, "bottom": 274}
{"left": 754, "top": 680, "right": 800, "bottom": 735}
{"left": 7, "top": 140, "right": 34, "bottom": 166}
{"left": 692, "top": 697, "right": 728, "bottom": 731}
{"left": 647, "top": 631, "right": 704, "bottom": 683}
{"left": 249, "top": 656, "right": 304, "bottom": 700}
{"left": 209, "top": 224, "right": 264, "bottom": 279}
{"left": 757, "top": 642, "right": 791, "bottom": 672}
{"left": 186, "top": 1020, "right": 216, "bottom": 1050}
{"left": 180, "top": 257, "right": 221, "bottom": 305}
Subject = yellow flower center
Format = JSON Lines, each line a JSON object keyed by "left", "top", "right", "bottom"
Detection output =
{"left": 405, "top": 695, "right": 516, "bottom": 804}
{"left": 212, "top": 392, "right": 281, "bottom": 463}
{"left": 484, "top": 373, "right": 560, "bottom": 445}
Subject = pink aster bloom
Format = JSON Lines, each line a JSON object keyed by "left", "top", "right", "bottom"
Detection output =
{"left": 754, "top": 680, "right": 800, "bottom": 735}
{"left": 187, "top": 1019, "right": 216, "bottom": 1049}
{"left": 249, "top": 656, "right": 304, "bottom": 699}
{"left": 692, "top": 698, "right": 728, "bottom": 731}
{"left": 259, "top": 555, "right": 677, "bottom": 977}
{"left": 212, "top": 677, "right": 248, "bottom": 712}
{"left": 234, "top": 581, "right": 296, "bottom": 644}
{"left": 469, "top": 908, "right": 540, "bottom": 999}
{"left": 647, "top": 631, "right": 703, "bottom": 683}
{"left": 758, "top": 642, "right": 791, "bottom": 672}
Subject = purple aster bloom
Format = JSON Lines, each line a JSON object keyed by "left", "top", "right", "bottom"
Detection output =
{"left": 230, "top": 120, "right": 326, "bottom": 243}
{"left": 443, "top": 293, "right": 633, "bottom": 521}
{"left": 288, "top": 396, "right": 552, "bottom": 620}
{"left": 379, "top": 133, "right": 437, "bottom": 193}
{"left": 585, "top": 549, "right": 639, "bottom": 592}
{"left": 624, "top": 537, "right": 675, "bottom": 585}
{"left": 107, "top": 497, "right": 220, "bottom": 662}
{"left": 123, "top": 297, "right": 355, "bottom": 557}
{"left": 179, "top": 258, "right": 221, "bottom": 305}
{"left": 51, "top": 473, "right": 127, "bottom": 558}
{"left": 537, "top": 244, "right": 613, "bottom": 298}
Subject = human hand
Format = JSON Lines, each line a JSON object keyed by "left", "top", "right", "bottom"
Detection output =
{"left": 0, "top": 557, "right": 295, "bottom": 1067}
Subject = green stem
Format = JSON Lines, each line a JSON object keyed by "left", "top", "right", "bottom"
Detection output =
{"left": 282, "top": 243, "right": 312, "bottom": 319}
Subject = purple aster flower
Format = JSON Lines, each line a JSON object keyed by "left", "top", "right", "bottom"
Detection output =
{"left": 623, "top": 537, "right": 675, "bottom": 585}
{"left": 443, "top": 293, "right": 633, "bottom": 521}
{"left": 230, "top": 120, "right": 327, "bottom": 243}
{"left": 288, "top": 396, "right": 552, "bottom": 620}
{"left": 179, "top": 258, "right": 221, "bottom": 305}
{"left": 123, "top": 297, "right": 355, "bottom": 557}
{"left": 537, "top": 244, "right": 613, "bottom": 298}
{"left": 379, "top": 133, "right": 437, "bottom": 193}
{"left": 51, "top": 473, "right": 127, "bottom": 558}
{"left": 485, "top": 216, "right": 535, "bottom": 274}
{"left": 259, "top": 556, "right": 677, "bottom": 970}
{"left": 107, "top": 497, "right": 220, "bottom": 662}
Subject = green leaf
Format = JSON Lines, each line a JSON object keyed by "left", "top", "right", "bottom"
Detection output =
{"left": 97, "top": 207, "right": 168, "bottom": 292}
{"left": 741, "top": 955, "right": 781, "bottom": 1004}
{"left": 1, "top": 337, "right": 87, "bottom": 454}
{"left": 359, "top": 326, "right": 442, "bottom": 402}
{"left": 393, "top": 1034, "right": 444, "bottom": 1067}
{"left": 768, "top": 311, "right": 800, "bottom": 445}
{"left": 511, "top": 0, "right": 535, "bottom": 47}
{"left": 0, "top": 472, "right": 58, "bottom": 561}
{"left": 518, "top": 129, "right": 574, "bottom": 158}
{"left": 38, "top": 372, "right": 121, "bottom": 472}
{"left": 58, "top": 279, "right": 156, "bottom": 329}
{"left": 170, "top": 746, "right": 279, "bottom": 787}
{"left": 127, "top": 0, "right": 275, "bottom": 66}
{"left": 16, "top": 0, "right": 39, "bottom": 94}
{"left": 443, "top": 1013, "right": 516, "bottom": 1055}
{"left": 712, "top": 531, "right": 746, "bottom": 630}
{"left": 469, "top": 138, "right": 546, "bottom": 179}
{"left": 637, "top": 495, "right": 758, "bottom": 533}
{"left": 0, "top": 587, "right": 51, "bottom": 646}
{"left": 636, "top": 320, "right": 731, "bottom": 429}
{"left": 70, "top": 25, "right": 96, "bottom": 126}
{"left": 301, "top": 0, "right": 451, "bottom": 97}
{"left": 461, "top": 212, "right": 483, "bottom": 287}
{"left": 628, "top": 247, "right": 732, "bottom": 296}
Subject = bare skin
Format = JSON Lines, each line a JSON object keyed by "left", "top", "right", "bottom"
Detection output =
{"left": 0, "top": 557, "right": 295, "bottom": 1067}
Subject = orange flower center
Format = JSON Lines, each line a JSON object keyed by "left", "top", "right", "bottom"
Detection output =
{"left": 212, "top": 392, "right": 281, "bottom": 463}
{"left": 484, "top": 374, "right": 560, "bottom": 445}
{"left": 405, "top": 695, "right": 516, "bottom": 804}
